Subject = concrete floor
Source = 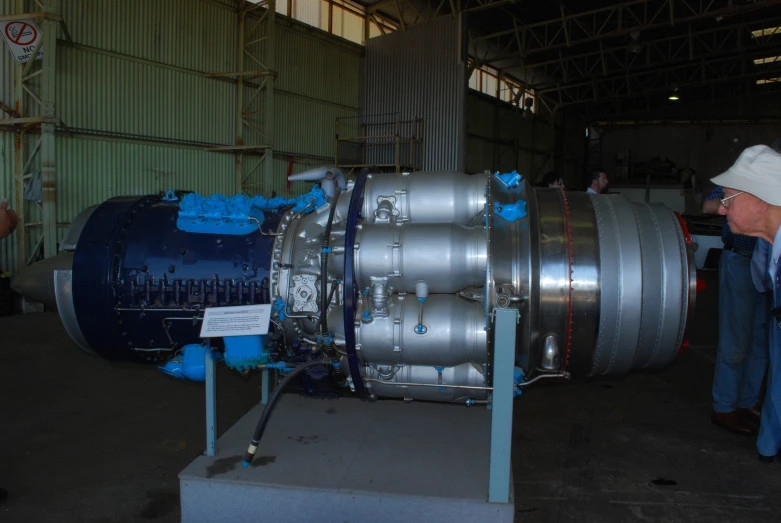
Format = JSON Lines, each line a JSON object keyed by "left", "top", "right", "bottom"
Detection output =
{"left": 1, "top": 269, "right": 779, "bottom": 522}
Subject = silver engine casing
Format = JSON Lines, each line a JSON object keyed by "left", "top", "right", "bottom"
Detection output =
{"left": 269, "top": 171, "right": 696, "bottom": 402}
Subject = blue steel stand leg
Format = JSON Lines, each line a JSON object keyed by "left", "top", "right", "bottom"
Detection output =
{"left": 205, "top": 348, "right": 217, "bottom": 457}
{"left": 489, "top": 308, "right": 518, "bottom": 503}
{"left": 261, "top": 368, "right": 269, "bottom": 405}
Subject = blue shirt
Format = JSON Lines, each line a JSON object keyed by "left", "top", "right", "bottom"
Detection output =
{"left": 705, "top": 186, "right": 757, "bottom": 254}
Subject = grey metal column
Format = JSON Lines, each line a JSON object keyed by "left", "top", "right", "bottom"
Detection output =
{"left": 12, "top": 0, "right": 25, "bottom": 271}
{"left": 40, "top": 0, "right": 58, "bottom": 257}
{"left": 261, "top": 368, "right": 269, "bottom": 405}
{"left": 205, "top": 349, "right": 217, "bottom": 457}
{"left": 263, "top": 0, "right": 275, "bottom": 196}
{"left": 489, "top": 308, "right": 517, "bottom": 503}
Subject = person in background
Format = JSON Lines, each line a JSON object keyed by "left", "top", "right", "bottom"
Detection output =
{"left": 540, "top": 172, "right": 565, "bottom": 189}
{"left": 586, "top": 171, "right": 609, "bottom": 194}
{"left": 702, "top": 178, "right": 769, "bottom": 436}
{"left": 703, "top": 148, "right": 772, "bottom": 437}
{"left": 712, "top": 144, "right": 781, "bottom": 462}
{"left": 679, "top": 167, "right": 700, "bottom": 215}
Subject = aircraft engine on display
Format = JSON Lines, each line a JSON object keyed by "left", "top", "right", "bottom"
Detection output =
{"left": 12, "top": 168, "right": 696, "bottom": 404}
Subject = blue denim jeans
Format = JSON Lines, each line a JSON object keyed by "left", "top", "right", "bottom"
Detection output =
{"left": 758, "top": 318, "right": 781, "bottom": 457}
{"left": 712, "top": 250, "right": 769, "bottom": 413}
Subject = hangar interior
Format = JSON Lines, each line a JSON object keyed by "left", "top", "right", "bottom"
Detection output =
{"left": 1, "top": 1, "right": 781, "bottom": 522}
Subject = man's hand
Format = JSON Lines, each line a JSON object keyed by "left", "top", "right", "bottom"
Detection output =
{"left": 0, "top": 198, "right": 19, "bottom": 239}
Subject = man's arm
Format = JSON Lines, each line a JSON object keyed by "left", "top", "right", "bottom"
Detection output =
{"left": 0, "top": 198, "right": 18, "bottom": 240}
{"left": 702, "top": 199, "right": 721, "bottom": 214}
{"left": 751, "top": 239, "right": 772, "bottom": 292}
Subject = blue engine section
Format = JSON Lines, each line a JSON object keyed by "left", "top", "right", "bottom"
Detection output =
{"left": 223, "top": 335, "right": 270, "bottom": 370}
{"left": 494, "top": 199, "right": 527, "bottom": 223}
{"left": 494, "top": 170, "right": 523, "bottom": 189}
{"left": 71, "top": 194, "right": 285, "bottom": 364}
{"left": 159, "top": 344, "right": 208, "bottom": 381}
{"left": 492, "top": 170, "right": 527, "bottom": 223}
{"left": 177, "top": 187, "right": 327, "bottom": 235}
{"left": 158, "top": 341, "right": 289, "bottom": 381}
{"left": 177, "top": 194, "right": 268, "bottom": 235}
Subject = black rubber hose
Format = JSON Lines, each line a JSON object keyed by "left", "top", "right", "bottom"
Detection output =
{"left": 319, "top": 186, "right": 342, "bottom": 335}
{"left": 242, "top": 360, "right": 324, "bottom": 467}
{"left": 343, "top": 170, "right": 371, "bottom": 397}
{"left": 314, "top": 282, "right": 339, "bottom": 334}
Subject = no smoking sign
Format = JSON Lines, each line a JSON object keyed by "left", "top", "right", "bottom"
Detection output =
{"left": 0, "top": 19, "right": 43, "bottom": 63}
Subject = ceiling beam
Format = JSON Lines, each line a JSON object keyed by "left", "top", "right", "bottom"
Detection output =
{"left": 544, "top": 48, "right": 781, "bottom": 107}
{"left": 536, "top": 43, "right": 781, "bottom": 106}
{"left": 533, "top": 29, "right": 781, "bottom": 92}
{"left": 488, "top": 16, "right": 781, "bottom": 82}
{"left": 366, "top": 0, "right": 515, "bottom": 19}
{"left": 474, "top": 0, "right": 780, "bottom": 57}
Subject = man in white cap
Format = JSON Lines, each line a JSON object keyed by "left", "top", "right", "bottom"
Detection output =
{"left": 711, "top": 144, "right": 781, "bottom": 462}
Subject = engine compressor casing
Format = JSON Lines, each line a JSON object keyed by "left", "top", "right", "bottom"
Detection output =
{"left": 68, "top": 195, "right": 282, "bottom": 363}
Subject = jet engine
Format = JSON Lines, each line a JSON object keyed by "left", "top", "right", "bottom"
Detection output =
{"left": 13, "top": 169, "right": 696, "bottom": 403}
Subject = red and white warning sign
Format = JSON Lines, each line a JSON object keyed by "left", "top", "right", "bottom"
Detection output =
{"left": 0, "top": 19, "right": 44, "bottom": 64}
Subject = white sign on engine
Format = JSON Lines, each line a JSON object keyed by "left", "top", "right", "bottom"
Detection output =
{"left": 199, "top": 304, "right": 272, "bottom": 338}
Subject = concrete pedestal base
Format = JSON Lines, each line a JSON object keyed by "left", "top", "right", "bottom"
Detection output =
{"left": 180, "top": 393, "right": 513, "bottom": 523}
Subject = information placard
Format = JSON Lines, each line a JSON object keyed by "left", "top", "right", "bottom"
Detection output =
{"left": 199, "top": 304, "right": 272, "bottom": 338}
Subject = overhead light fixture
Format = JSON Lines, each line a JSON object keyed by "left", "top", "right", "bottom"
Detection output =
{"left": 751, "top": 26, "right": 781, "bottom": 38}
{"left": 669, "top": 88, "right": 679, "bottom": 101}
{"left": 754, "top": 55, "right": 781, "bottom": 65}
{"left": 757, "top": 77, "right": 781, "bottom": 85}
{"left": 628, "top": 30, "right": 642, "bottom": 53}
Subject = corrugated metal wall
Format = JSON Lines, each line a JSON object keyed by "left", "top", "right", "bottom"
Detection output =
{"left": 0, "top": 0, "right": 362, "bottom": 274}
{"left": 60, "top": 0, "right": 237, "bottom": 73}
{"left": 56, "top": 137, "right": 236, "bottom": 222}
{"left": 0, "top": 0, "right": 14, "bottom": 114}
{"left": 57, "top": 45, "right": 236, "bottom": 143}
{"left": 276, "top": 25, "right": 361, "bottom": 109}
{"left": 363, "top": 16, "right": 466, "bottom": 171}
{"left": 465, "top": 92, "right": 556, "bottom": 182}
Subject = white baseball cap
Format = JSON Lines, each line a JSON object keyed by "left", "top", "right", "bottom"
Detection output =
{"left": 710, "top": 145, "right": 781, "bottom": 206}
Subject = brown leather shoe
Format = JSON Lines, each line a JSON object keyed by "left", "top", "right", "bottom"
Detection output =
{"left": 711, "top": 411, "right": 757, "bottom": 436}
{"left": 739, "top": 405, "right": 762, "bottom": 425}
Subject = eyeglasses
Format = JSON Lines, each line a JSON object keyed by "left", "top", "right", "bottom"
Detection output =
{"left": 720, "top": 191, "right": 744, "bottom": 208}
